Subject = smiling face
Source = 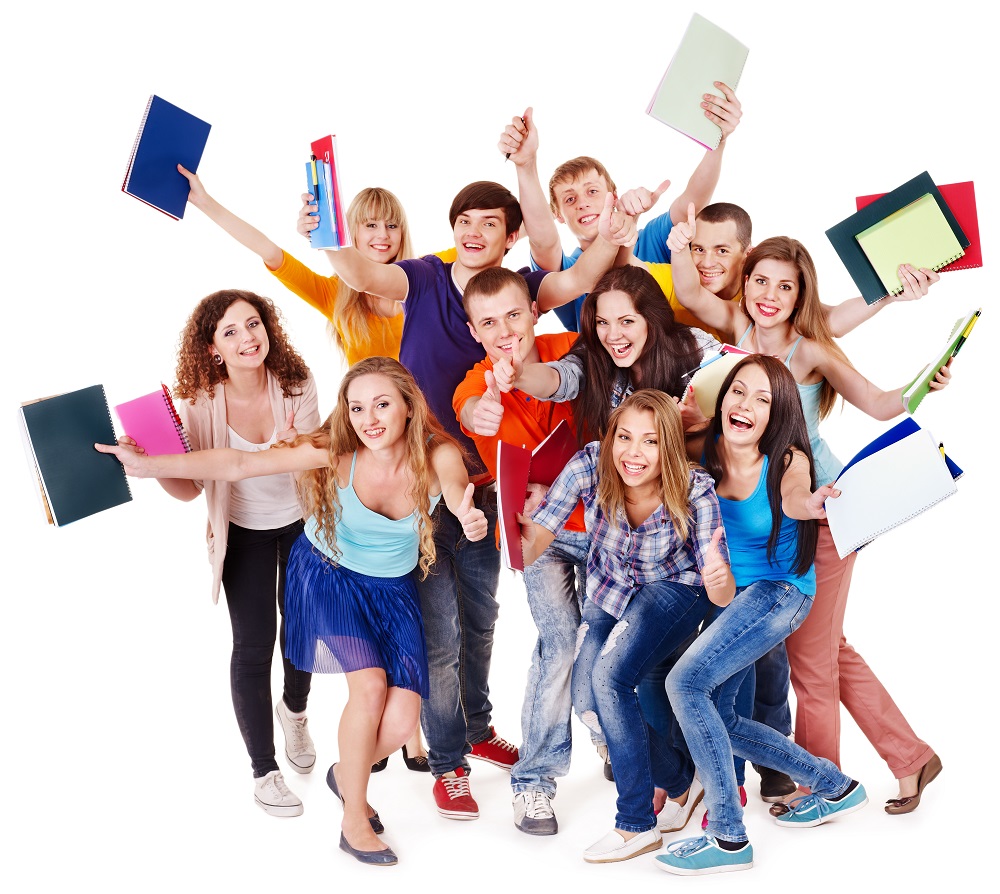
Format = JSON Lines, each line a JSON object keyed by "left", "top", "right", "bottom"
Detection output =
{"left": 744, "top": 258, "right": 800, "bottom": 328}
{"left": 720, "top": 362, "right": 772, "bottom": 448}
{"left": 346, "top": 372, "right": 409, "bottom": 450}
{"left": 211, "top": 299, "right": 269, "bottom": 370}
{"left": 611, "top": 407, "right": 660, "bottom": 490}
{"left": 466, "top": 283, "right": 538, "bottom": 363}
{"left": 354, "top": 217, "right": 403, "bottom": 263}
{"left": 595, "top": 290, "right": 648, "bottom": 368}
{"left": 453, "top": 208, "right": 518, "bottom": 270}
{"left": 552, "top": 168, "right": 612, "bottom": 243}
{"left": 690, "top": 218, "right": 748, "bottom": 299}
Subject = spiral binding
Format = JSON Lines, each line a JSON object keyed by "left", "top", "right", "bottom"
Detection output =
{"left": 160, "top": 383, "right": 192, "bottom": 453}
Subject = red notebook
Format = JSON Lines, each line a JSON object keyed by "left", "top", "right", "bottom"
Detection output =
{"left": 310, "top": 135, "right": 350, "bottom": 248}
{"left": 496, "top": 420, "right": 579, "bottom": 572}
{"left": 856, "top": 180, "right": 981, "bottom": 273}
{"left": 113, "top": 385, "right": 192, "bottom": 455}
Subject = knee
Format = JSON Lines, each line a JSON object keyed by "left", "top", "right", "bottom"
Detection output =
{"left": 351, "top": 676, "right": 389, "bottom": 714}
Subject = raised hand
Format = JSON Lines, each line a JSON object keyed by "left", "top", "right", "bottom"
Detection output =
{"left": 928, "top": 360, "right": 953, "bottom": 393}
{"left": 666, "top": 201, "right": 697, "bottom": 254}
{"left": 492, "top": 334, "right": 523, "bottom": 393}
{"left": 178, "top": 164, "right": 209, "bottom": 209}
{"left": 472, "top": 371, "right": 505, "bottom": 436}
{"left": 598, "top": 192, "right": 638, "bottom": 248}
{"left": 297, "top": 193, "right": 319, "bottom": 239}
{"left": 894, "top": 263, "right": 940, "bottom": 302}
{"left": 703, "top": 81, "right": 743, "bottom": 142}
{"left": 498, "top": 107, "right": 537, "bottom": 165}
{"left": 457, "top": 483, "right": 488, "bottom": 541}
{"left": 618, "top": 179, "right": 671, "bottom": 217}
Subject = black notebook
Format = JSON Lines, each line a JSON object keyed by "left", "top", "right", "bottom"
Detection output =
{"left": 19, "top": 384, "right": 133, "bottom": 526}
{"left": 122, "top": 95, "right": 211, "bottom": 220}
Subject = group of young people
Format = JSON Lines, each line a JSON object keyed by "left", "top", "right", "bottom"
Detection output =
{"left": 99, "top": 82, "right": 950, "bottom": 874}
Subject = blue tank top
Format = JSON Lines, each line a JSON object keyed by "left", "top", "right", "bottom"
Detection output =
{"left": 735, "top": 325, "right": 843, "bottom": 485}
{"left": 304, "top": 453, "right": 442, "bottom": 577}
{"left": 717, "top": 456, "right": 816, "bottom": 595}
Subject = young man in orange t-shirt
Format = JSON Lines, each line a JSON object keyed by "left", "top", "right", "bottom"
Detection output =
{"left": 453, "top": 266, "right": 591, "bottom": 838}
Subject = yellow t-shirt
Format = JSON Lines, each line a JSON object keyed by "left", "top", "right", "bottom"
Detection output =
{"left": 645, "top": 262, "right": 741, "bottom": 343}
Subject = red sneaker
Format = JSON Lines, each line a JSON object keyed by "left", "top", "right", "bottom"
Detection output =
{"left": 701, "top": 785, "right": 747, "bottom": 830}
{"left": 433, "top": 767, "right": 480, "bottom": 820}
{"left": 468, "top": 726, "right": 519, "bottom": 770}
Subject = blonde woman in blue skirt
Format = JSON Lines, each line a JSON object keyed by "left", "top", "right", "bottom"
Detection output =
{"left": 99, "top": 356, "right": 488, "bottom": 867}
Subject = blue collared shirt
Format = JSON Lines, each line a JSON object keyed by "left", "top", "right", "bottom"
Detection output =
{"left": 532, "top": 442, "right": 726, "bottom": 619}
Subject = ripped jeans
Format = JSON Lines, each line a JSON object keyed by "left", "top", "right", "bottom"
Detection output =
{"left": 571, "top": 581, "right": 711, "bottom": 832}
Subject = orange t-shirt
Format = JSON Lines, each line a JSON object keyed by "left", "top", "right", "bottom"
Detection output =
{"left": 453, "top": 332, "right": 585, "bottom": 533}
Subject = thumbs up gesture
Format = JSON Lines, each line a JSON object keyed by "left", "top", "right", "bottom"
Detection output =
{"left": 702, "top": 526, "right": 735, "bottom": 606}
{"left": 666, "top": 202, "right": 697, "bottom": 254}
{"left": 598, "top": 192, "right": 638, "bottom": 248}
{"left": 472, "top": 371, "right": 505, "bottom": 436}
{"left": 457, "top": 483, "right": 488, "bottom": 542}
{"left": 492, "top": 334, "right": 524, "bottom": 393}
{"left": 617, "top": 179, "right": 671, "bottom": 217}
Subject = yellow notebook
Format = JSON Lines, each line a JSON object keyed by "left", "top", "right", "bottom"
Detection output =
{"left": 855, "top": 193, "right": 965, "bottom": 295}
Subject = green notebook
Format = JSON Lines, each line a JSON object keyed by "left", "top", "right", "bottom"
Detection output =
{"left": 855, "top": 193, "right": 966, "bottom": 296}
{"left": 901, "top": 308, "right": 981, "bottom": 415}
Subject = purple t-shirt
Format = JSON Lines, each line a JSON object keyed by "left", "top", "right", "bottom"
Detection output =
{"left": 397, "top": 255, "right": 545, "bottom": 476}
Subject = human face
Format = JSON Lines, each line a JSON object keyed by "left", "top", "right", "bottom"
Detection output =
{"left": 346, "top": 373, "right": 409, "bottom": 450}
{"left": 552, "top": 169, "right": 612, "bottom": 244}
{"left": 354, "top": 218, "right": 402, "bottom": 263}
{"left": 743, "top": 258, "right": 800, "bottom": 328}
{"left": 690, "top": 218, "right": 747, "bottom": 298}
{"left": 212, "top": 299, "right": 269, "bottom": 370}
{"left": 720, "top": 363, "right": 773, "bottom": 449}
{"left": 466, "top": 284, "right": 538, "bottom": 363}
{"left": 595, "top": 290, "right": 648, "bottom": 368}
{"left": 611, "top": 408, "right": 660, "bottom": 491}
{"left": 453, "top": 208, "right": 517, "bottom": 270}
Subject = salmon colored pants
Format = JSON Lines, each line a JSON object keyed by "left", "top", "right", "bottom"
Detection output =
{"left": 784, "top": 523, "right": 933, "bottom": 779}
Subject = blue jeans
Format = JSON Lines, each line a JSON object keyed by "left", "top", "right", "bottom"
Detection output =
{"left": 752, "top": 642, "right": 792, "bottom": 735}
{"left": 416, "top": 484, "right": 500, "bottom": 776}
{"left": 667, "top": 580, "right": 852, "bottom": 843}
{"left": 511, "top": 529, "right": 588, "bottom": 797}
{"left": 572, "top": 580, "right": 710, "bottom": 833}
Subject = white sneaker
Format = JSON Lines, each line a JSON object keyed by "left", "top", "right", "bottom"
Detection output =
{"left": 275, "top": 701, "right": 316, "bottom": 774}
{"left": 513, "top": 790, "right": 558, "bottom": 835}
{"left": 658, "top": 776, "right": 705, "bottom": 833}
{"left": 583, "top": 827, "right": 662, "bottom": 863}
{"left": 254, "top": 770, "right": 303, "bottom": 817}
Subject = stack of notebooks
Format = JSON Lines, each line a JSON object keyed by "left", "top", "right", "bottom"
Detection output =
{"left": 826, "top": 172, "right": 981, "bottom": 304}
{"left": 646, "top": 13, "right": 749, "bottom": 150}
{"left": 307, "top": 134, "right": 351, "bottom": 250}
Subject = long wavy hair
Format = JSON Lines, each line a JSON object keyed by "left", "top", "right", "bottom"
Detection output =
{"left": 596, "top": 389, "right": 695, "bottom": 542}
{"left": 741, "top": 237, "right": 854, "bottom": 420}
{"left": 701, "top": 355, "right": 818, "bottom": 575}
{"left": 174, "top": 289, "right": 309, "bottom": 402}
{"left": 568, "top": 265, "right": 702, "bottom": 445}
{"left": 331, "top": 187, "right": 414, "bottom": 358}
{"left": 292, "top": 356, "right": 461, "bottom": 579}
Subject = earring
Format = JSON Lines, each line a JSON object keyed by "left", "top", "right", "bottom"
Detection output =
{"left": 213, "top": 353, "right": 224, "bottom": 366}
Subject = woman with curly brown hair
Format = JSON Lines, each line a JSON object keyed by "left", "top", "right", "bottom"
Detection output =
{"left": 101, "top": 356, "right": 487, "bottom": 865}
{"left": 117, "top": 288, "right": 321, "bottom": 817}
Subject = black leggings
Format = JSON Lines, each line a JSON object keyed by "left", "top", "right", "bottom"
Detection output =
{"left": 222, "top": 520, "right": 312, "bottom": 777}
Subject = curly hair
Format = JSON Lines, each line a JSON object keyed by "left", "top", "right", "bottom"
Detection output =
{"left": 173, "top": 289, "right": 310, "bottom": 402}
{"left": 293, "top": 356, "right": 463, "bottom": 579}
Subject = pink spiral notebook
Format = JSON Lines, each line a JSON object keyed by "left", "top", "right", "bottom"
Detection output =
{"left": 113, "top": 385, "right": 191, "bottom": 455}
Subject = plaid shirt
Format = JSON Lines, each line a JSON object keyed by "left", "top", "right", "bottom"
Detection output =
{"left": 532, "top": 442, "right": 727, "bottom": 619}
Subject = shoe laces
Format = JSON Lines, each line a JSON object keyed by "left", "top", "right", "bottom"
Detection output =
{"left": 524, "top": 791, "right": 554, "bottom": 819}
{"left": 265, "top": 771, "right": 293, "bottom": 798}
{"left": 441, "top": 774, "right": 473, "bottom": 800}
{"left": 484, "top": 729, "right": 517, "bottom": 753}
{"left": 666, "top": 836, "right": 712, "bottom": 857}
{"left": 284, "top": 713, "right": 311, "bottom": 752}
{"left": 783, "top": 793, "right": 830, "bottom": 819}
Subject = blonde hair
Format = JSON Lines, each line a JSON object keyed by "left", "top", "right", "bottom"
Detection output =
{"left": 330, "top": 188, "right": 414, "bottom": 358}
{"left": 595, "top": 389, "right": 695, "bottom": 541}
{"left": 291, "top": 357, "right": 459, "bottom": 579}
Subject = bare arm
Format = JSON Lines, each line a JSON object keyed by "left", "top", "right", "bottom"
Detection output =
{"left": 779, "top": 449, "right": 840, "bottom": 519}
{"left": 499, "top": 107, "right": 562, "bottom": 271}
{"left": 179, "top": 165, "right": 284, "bottom": 269}
{"left": 823, "top": 265, "right": 940, "bottom": 337}
{"left": 519, "top": 515, "right": 557, "bottom": 567}
{"left": 432, "top": 443, "right": 488, "bottom": 541}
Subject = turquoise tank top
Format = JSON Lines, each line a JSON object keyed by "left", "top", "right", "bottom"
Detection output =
{"left": 717, "top": 456, "right": 816, "bottom": 595}
{"left": 305, "top": 453, "right": 442, "bottom": 577}
{"left": 735, "top": 325, "right": 843, "bottom": 485}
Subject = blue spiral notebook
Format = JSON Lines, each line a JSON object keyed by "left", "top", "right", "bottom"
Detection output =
{"left": 122, "top": 95, "right": 211, "bottom": 220}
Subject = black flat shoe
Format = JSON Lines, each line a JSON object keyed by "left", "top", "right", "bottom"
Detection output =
{"left": 755, "top": 764, "right": 798, "bottom": 803}
{"left": 371, "top": 756, "right": 389, "bottom": 773}
{"left": 401, "top": 745, "right": 431, "bottom": 773}
{"left": 326, "top": 763, "right": 385, "bottom": 833}
{"left": 339, "top": 832, "right": 397, "bottom": 866}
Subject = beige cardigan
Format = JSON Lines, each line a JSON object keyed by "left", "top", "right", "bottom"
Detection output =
{"left": 175, "top": 371, "right": 321, "bottom": 603}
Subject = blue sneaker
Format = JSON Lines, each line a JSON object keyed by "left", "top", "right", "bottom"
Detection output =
{"left": 655, "top": 836, "right": 753, "bottom": 875}
{"left": 774, "top": 782, "right": 868, "bottom": 828}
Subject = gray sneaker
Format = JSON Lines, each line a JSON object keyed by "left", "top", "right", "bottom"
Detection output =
{"left": 275, "top": 701, "right": 316, "bottom": 774}
{"left": 513, "top": 790, "right": 558, "bottom": 835}
{"left": 254, "top": 770, "right": 303, "bottom": 817}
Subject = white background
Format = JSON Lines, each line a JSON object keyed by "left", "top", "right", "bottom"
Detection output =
{"left": 3, "top": 1, "right": 992, "bottom": 889}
